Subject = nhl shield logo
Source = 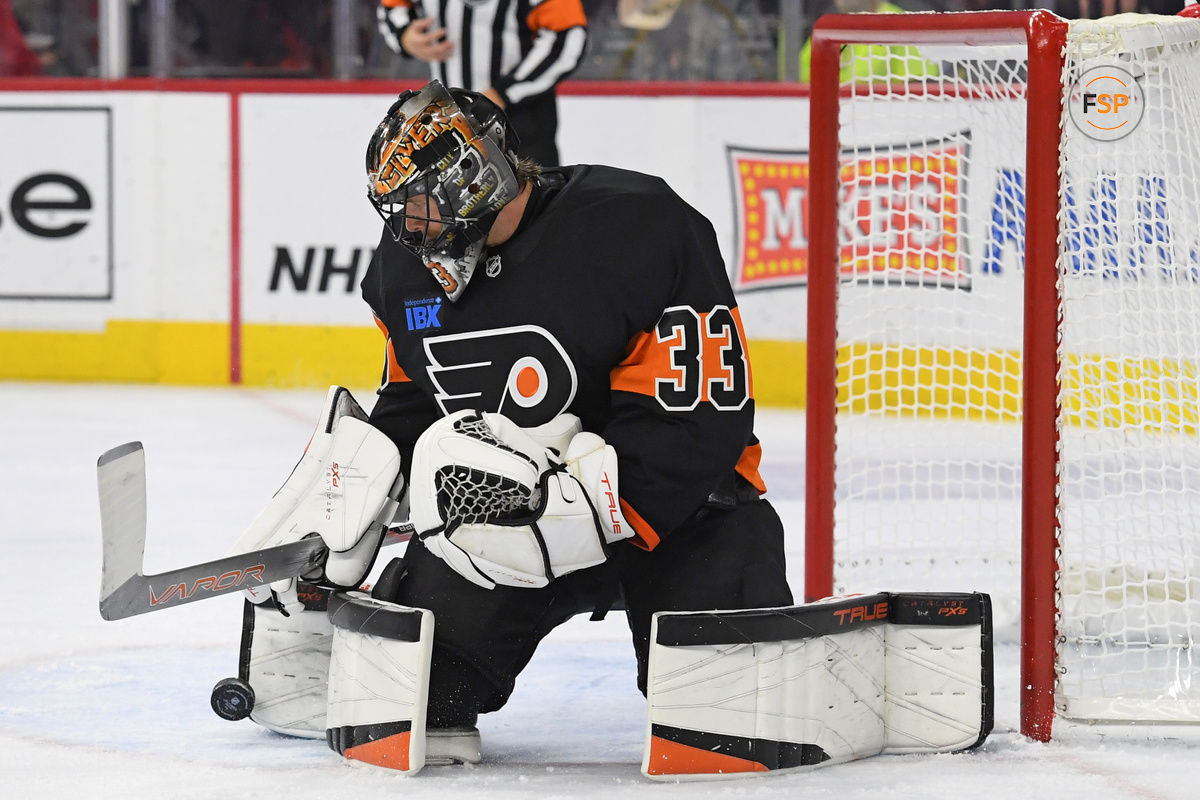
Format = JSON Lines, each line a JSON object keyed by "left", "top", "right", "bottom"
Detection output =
{"left": 485, "top": 253, "right": 503, "bottom": 278}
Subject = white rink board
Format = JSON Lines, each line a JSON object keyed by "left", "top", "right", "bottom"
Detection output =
{"left": 0, "top": 86, "right": 816, "bottom": 342}
{"left": 0, "top": 90, "right": 230, "bottom": 331}
{"left": 3, "top": 81, "right": 1195, "bottom": 375}
{"left": 236, "top": 91, "right": 811, "bottom": 333}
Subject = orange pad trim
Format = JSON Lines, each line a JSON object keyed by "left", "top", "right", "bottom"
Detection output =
{"left": 344, "top": 730, "right": 412, "bottom": 771}
{"left": 645, "top": 734, "right": 768, "bottom": 775}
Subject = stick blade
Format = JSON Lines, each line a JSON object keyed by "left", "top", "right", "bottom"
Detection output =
{"left": 97, "top": 442, "right": 148, "bottom": 619}
{"left": 96, "top": 441, "right": 332, "bottom": 620}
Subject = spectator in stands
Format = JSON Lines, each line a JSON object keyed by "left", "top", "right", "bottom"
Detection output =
{"left": 1054, "top": 0, "right": 1130, "bottom": 16}
{"left": 1, "top": 0, "right": 40, "bottom": 75}
{"left": 607, "top": 0, "right": 778, "bottom": 82}
{"left": 140, "top": 1, "right": 332, "bottom": 77}
{"left": 1057, "top": 0, "right": 1188, "bottom": 16}
{"left": 376, "top": 0, "right": 589, "bottom": 166}
{"left": 799, "top": 0, "right": 939, "bottom": 83}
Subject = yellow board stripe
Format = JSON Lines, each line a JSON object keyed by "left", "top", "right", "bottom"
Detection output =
{"left": 1062, "top": 353, "right": 1200, "bottom": 433}
{"left": 745, "top": 339, "right": 808, "bottom": 408}
{"left": 833, "top": 343, "right": 1200, "bottom": 433}
{"left": 0, "top": 320, "right": 228, "bottom": 384}
{"left": 0, "top": 321, "right": 378, "bottom": 388}
{"left": 239, "top": 324, "right": 382, "bottom": 388}
{"left": 836, "top": 343, "right": 1022, "bottom": 422}
{"left": 2, "top": 326, "right": 1196, "bottom": 433}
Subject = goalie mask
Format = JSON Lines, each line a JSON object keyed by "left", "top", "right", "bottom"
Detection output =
{"left": 366, "top": 81, "right": 522, "bottom": 302}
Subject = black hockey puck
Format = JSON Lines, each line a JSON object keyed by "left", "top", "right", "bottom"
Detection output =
{"left": 210, "top": 677, "right": 255, "bottom": 721}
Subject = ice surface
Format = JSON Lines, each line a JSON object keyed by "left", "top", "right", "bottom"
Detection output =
{"left": 2, "top": 382, "right": 1197, "bottom": 797}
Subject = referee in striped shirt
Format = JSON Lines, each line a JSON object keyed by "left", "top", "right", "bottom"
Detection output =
{"left": 377, "top": 0, "right": 589, "bottom": 166}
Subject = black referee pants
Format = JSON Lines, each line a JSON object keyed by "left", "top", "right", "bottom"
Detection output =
{"left": 506, "top": 91, "right": 562, "bottom": 167}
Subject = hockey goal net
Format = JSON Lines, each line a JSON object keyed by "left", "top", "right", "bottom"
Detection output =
{"left": 805, "top": 9, "right": 1200, "bottom": 741}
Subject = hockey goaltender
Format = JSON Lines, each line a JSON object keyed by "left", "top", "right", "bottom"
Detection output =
{"left": 139, "top": 81, "right": 994, "bottom": 779}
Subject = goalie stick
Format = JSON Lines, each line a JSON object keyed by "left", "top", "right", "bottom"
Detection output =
{"left": 97, "top": 441, "right": 413, "bottom": 621}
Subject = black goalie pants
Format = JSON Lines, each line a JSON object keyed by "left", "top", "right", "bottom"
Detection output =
{"left": 372, "top": 497, "right": 794, "bottom": 727}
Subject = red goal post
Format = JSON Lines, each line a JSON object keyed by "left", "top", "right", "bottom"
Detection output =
{"left": 804, "top": 9, "right": 1200, "bottom": 742}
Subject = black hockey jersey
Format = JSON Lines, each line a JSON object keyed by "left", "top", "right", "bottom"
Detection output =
{"left": 362, "top": 164, "right": 763, "bottom": 550}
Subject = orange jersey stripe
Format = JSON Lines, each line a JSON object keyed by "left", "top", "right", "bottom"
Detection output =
{"left": 380, "top": 0, "right": 412, "bottom": 8}
{"left": 611, "top": 306, "right": 754, "bottom": 402}
{"left": 611, "top": 330, "right": 656, "bottom": 397}
{"left": 736, "top": 442, "right": 766, "bottom": 494}
{"left": 621, "top": 499, "right": 659, "bottom": 551}
{"left": 527, "top": 0, "right": 587, "bottom": 32}
{"left": 373, "top": 315, "right": 412, "bottom": 384}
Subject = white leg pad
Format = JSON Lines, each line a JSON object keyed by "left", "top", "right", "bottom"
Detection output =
{"left": 884, "top": 616, "right": 991, "bottom": 753}
{"left": 243, "top": 587, "right": 334, "bottom": 739}
{"left": 642, "top": 592, "right": 993, "bottom": 780}
{"left": 325, "top": 591, "right": 434, "bottom": 774}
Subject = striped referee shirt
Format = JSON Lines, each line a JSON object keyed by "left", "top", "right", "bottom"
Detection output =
{"left": 378, "top": 0, "right": 589, "bottom": 105}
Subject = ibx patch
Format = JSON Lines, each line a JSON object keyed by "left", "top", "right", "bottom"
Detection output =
{"left": 404, "top": 296, "right": 443, "bottom": 331}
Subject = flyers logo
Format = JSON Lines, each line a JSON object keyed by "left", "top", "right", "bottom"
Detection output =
{"left": 423, "top": 325, "right": 577, "bottom": 425}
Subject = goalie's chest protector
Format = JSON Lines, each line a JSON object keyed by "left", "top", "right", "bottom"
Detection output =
{"left": 363, "top": 164, "right": 742, "bottom": 433}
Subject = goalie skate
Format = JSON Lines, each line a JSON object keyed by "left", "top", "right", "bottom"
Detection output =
{"left": 425, "top": 726, "right": 482, "bottom": 766}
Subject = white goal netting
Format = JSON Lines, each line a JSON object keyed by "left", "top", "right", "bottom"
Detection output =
{"left": 821, "top": 12, "right": 1200, "bottom": 723}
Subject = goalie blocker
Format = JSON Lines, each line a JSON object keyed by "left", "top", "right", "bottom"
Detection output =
{"left": 643, "top": 592, "right": 993, "bottom": 780}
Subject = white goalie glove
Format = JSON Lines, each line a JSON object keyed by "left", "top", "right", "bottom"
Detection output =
{"left": 231, "top": 386, "right": 405, "bottom": 613}
{"left": 409, "top": 410, "right": 635, "bottom": 589}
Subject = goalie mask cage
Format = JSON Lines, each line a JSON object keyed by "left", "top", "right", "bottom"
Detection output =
{"left": 805, "top": 10, "right": 1200, "bottom": 742}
